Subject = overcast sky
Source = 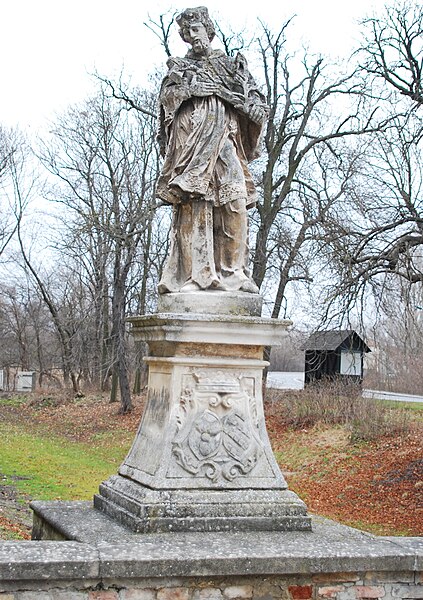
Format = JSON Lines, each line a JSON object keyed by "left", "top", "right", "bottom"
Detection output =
{"left": 2, "top": 0, "right": 389, "bottom": 130}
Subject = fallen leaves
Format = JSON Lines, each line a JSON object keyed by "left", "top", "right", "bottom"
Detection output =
{"left": 266, "top": 407, "right": 423, "bottom": 536}
{"left": 0, "top": 391, "right": 422, "bottom": 538}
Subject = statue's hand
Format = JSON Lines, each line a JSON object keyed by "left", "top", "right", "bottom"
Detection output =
{"left": 246, "top": 104, "right": 267, "bottom": 124}
{"left": 190, "top": 81, "right": 219, "bottom": 97}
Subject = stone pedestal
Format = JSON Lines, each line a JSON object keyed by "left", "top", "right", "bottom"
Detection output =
{"left": 94, "top": 292, "right": 311, "bottom": 533}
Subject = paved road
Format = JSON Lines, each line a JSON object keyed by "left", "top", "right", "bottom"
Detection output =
{"left": 362, "top": 389, "right": 423, "bottom": 403}
{"left": 266, "top": 372, "right": 423, "bottom": 404}
{"left": 266, "top": 372, "right": 305, "bottom": 390}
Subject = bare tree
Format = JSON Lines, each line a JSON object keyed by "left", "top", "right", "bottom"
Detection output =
{"left": 17, "top": 239, "right": 85, "bottom": 394}
{"left": 359, "top": 3, "right": 423, "bottom": 106}
{"left": 0, "top": 127, "right": 28, "bottom": 257}
{"left": 38, "top": 85, "right": 160, "bottom": 412}
{"left": 249, "top": 22, "right": 384, "bottom": 319}
{"left": 309, "top": 4, "right": 423, "bottom": 326}
{"left": 365, "top": 278, "right": 423, "bottom": 394}
{"left": 144, "top": 10, "right": 178, "bottom": 58}
{"left": 321, "top": 112, "right": 423, "bottom": 320}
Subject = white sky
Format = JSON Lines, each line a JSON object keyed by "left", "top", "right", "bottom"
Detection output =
{"left": 1, "top": 0, "right": 389, "bottom": 131}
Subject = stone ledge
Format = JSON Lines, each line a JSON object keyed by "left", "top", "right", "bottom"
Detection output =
{"left": 128, "top": 313, "right": 291, "bottom": 347}
{"left": 384, "top": 537, "right": 423, "bottom": 570}
{"left": 0, "top": 540, "right": 99, "bottom": 581}
{"left": 21, "top": 504, "right": 422, "bottom": 582}
{"left": 94, "top": 535, "right": 418, "bottom": 580}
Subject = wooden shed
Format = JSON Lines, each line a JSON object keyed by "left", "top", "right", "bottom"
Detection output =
{"left": 302, "top": 329, "right": 371, "bottom": 385}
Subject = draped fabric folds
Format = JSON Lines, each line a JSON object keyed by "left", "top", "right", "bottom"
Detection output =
{"left": 156, "top": 50, "right": 266, "bottom": 293}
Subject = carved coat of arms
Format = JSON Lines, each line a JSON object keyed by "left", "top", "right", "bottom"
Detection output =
{"left": 171, "top": 370, "right": 262, "bottom": 483}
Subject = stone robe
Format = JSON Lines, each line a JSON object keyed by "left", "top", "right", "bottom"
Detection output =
{"left": 156, "top": 49, "right": 267, "bottom": 293}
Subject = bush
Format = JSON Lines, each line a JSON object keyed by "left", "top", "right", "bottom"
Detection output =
{"left": 265, "top": 379, "right": 413, "bottom": 442}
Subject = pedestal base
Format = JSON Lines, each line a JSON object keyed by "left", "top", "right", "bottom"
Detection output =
{"left": 94, "top": 475, "right": 310, "bottom": 533}
{"left": 94, "top": 295, "right": 311, "bottom": 533}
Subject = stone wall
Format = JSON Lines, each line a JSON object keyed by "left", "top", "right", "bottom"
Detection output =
{"left": 1, "top": 527, "right": 422, "bottom": 600}
{"left": 0, "top": 563, "right": 423, "bottom": 600}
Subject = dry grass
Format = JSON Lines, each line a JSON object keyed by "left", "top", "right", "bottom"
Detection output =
{"left": 265, "top": 380, "right": 415, "bottom": 442}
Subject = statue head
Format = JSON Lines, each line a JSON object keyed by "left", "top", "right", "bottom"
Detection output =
{"left": 176, "top": 6, "right": 216, "bottom": 45}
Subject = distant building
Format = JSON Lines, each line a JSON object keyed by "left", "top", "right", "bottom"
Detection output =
{"left": 0, "top": 367, "right": 36, "bottom": 392}
{"left": 302, "top": 330, "right": 371, "bottom": 385}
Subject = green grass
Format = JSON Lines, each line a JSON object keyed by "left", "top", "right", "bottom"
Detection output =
{"left": 343, "top": 519, "right": 412, "bottom": 537}
{"left": 0, "top": 421, "right": 128, "bottom": 501}
{"left": 273, "top": 426, "right": 354, "bottom": 473}
{"left": 0, "top": 525, "right": 23, "bottom": 540}
{"left": 0, "top": 395, "right": 28, "bottom": 407}
{"left": 274, "top": 445, "right": 321, "bottom": 471}
{"left": 379, "top": 399, "right": 423, "bottom": 411}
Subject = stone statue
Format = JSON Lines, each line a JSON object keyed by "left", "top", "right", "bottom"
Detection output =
{"left": 156, "top": 6, "right": 268, "bottom": 294}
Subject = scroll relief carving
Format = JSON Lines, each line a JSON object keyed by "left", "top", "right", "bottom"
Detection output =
{"left": 171, "top": 370, "right": 262, "bottom": 483}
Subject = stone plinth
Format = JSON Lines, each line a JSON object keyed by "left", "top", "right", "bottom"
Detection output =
{"left": 94, "top": 292, "right": 311, "bottom": 533}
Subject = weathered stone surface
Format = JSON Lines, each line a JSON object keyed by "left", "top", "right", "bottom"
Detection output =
{"left": 382, "top": 537, "right": 423, "bottom": 572}
{"left": 317, "top": 587, "right": 345, "bottom": 598}
{"left": 0, "top": 540, "right": 99, "bottom": 581}
{"left": 157, "top": 292, "right": 263, "bottom": 317}
{"left": 27, "top": 504, "right": 420, "bottom": 580}
{"left": 128, "top": 313, "right": 291, "bottom": 347}
{"left": 95, "top": 479, "right": 309, "bottom": 533}
{"left": 112, "top": 354, "right": 286, "bottom": 491}
{"left": 46, "top": 592, "right": 88, "bottom": 600}
{"left": 193, "top": 588, "right": 223, "bottom": 600}
{"left": 94, "top": 309, "right": 310, "bottom": 532}
{"left": 31, "top": 501, "right": 138, "bottom": 543}
{"left": 115, "top": 309, "right": 296, "bottom": 519}
{"left": 120, "top": 590, "right": 156, "bottom": 600}
{"left": 156, "top": 7, "right": 267, "bottom": 295}
{"left": 354, "top": 586, "right": 385, "bottom": 598}
{"left": 1, "top": 526, "right": 423, "bottom": 598}
{"left": 157, "top": 589, "right": 190, "bottom": 600}
{"left": 390, "top": 584, "right": 423, "bottom": 598}
{"left": 2, "top": 592, "right": 90, "bottom": 599}
{"left": 223, "top": 585, "right": 253, "bottom": 599}
{"left": 363, "top": 572, "right": 414, "bottom": 584}
{"left": 313, "top": 574, "right": 360, "bottom": 584}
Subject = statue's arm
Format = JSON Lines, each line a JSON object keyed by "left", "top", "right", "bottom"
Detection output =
{"left": 157, "top": 59, "right": 194, "bottom": 155}
{"left": 233, "top": 53, "right": 269, "bottom": 125}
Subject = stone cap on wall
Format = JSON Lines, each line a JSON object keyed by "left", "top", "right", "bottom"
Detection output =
{"left": 3, "top": 503, "right": 421, "bottom": 584}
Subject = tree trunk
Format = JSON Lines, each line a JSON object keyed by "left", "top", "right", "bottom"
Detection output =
{"left": 110, "top": 259, "right": 132, "bottom": 412}
{"left": 110, "top": 369, "right": 119, "bottom": 403}
{"left": 101, "top": 280, "right": 110, "bottom": 392}
{"left": 252, "top": 221, "right": 271, "bottom": 289}
{"left": 133, "top": 342, "right": 148, "bottom": 394}
{"left": 118, "top": 350, "right": 132, "bottom": 413}
{"left": 133, "top": 367, "right": 141, "bottom": 395}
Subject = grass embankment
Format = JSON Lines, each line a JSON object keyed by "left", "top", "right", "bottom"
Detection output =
{"left": 0, "top": 387, "right": 421, "bottom": 539}
{"left": 266, "top": 383, "right": 423, "bottom": 536}
{"left": 0, "top": 422, "right": 127, "bottom": 500}
{"left": 0, "top": 393, "right": 144, "bottom": 539}
{"left": 378, "top": 399, "right": 423, "bottom": 413}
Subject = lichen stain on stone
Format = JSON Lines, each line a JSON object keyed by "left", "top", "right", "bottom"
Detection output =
{"left": 146, "top": 387, "right": 171, "bottom": 426}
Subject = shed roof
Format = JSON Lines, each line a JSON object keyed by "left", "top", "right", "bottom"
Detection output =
{"left": 302, "top": 329, "right": 371, "bottom": 352}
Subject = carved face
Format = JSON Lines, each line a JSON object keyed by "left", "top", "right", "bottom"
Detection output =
{"left": 182, "top": 21, "right": 211, "bottom": 55}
